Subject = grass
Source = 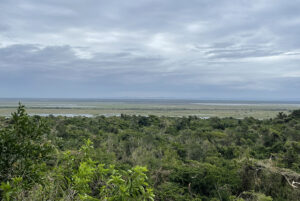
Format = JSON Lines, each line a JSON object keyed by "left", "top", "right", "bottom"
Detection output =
{"left": 0, "top": 100, "right": 299, "bottom": 119}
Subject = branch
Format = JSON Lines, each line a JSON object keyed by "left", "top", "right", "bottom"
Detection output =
{"left": 282, "top": 174, "right": 298, "bottom": 189}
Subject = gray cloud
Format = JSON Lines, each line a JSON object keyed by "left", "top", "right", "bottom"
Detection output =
{"left": 1, "top": 0, "right": 300, "bottom": 99}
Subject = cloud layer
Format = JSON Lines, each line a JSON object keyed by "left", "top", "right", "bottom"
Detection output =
{"left": 1, "top": 0, "right": 300, "bottom": 99}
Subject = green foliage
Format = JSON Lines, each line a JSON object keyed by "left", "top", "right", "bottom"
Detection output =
{"left": 1, "top": 105, "right": 300, "bottom": 200}
{"left": 238, "top": 191, "right": 273, "bottom": 201}
{"left": 73, "top": 141, "right": 155, "bottom": 201}
{"left": 0, "top": 103, "right": 53, "bottom": 184}
{"left": 0, "top": 177, "right": 23, "bottom": 201}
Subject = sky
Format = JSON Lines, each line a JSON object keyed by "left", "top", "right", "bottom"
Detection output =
{"left": 1, "top": 0, "right": 300, "bottom": 100}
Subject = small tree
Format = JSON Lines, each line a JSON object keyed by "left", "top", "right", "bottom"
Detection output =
{"left": 0, "top": 103, "right": 53, "bottom": 184}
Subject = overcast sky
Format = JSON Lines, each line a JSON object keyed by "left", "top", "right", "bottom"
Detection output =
{"left": 1, "top": 0, "right": 300, "bottom": 100}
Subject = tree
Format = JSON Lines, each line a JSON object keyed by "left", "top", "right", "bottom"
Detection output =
{"left": 0, "top": 103, "right": 53, "bottom": 183}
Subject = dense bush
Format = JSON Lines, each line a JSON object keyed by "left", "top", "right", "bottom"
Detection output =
{"left": 0, "top": 104, "right": 53, "bottom": 184}
{"left": 1, "top": 105, "right": 300, "bottom": 200}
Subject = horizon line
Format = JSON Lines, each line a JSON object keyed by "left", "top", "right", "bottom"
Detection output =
{"left": 0, "top": 97, "right": 300, "bottom": 102}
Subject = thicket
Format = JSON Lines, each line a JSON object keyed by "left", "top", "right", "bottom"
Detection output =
{"left": 1, "top": 104, "right": 300, "bottom": 200}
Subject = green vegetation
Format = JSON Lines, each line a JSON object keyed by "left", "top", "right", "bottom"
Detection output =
{"left": 0, "top": 99, "right": 300, "bottom": 119}
{"left": 1, "top": 104, "right": 300, "bottom": 200}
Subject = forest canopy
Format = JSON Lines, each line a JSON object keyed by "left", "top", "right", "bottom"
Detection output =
{"left": 1, "top": 104, "right": 300, "bottom": 201}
